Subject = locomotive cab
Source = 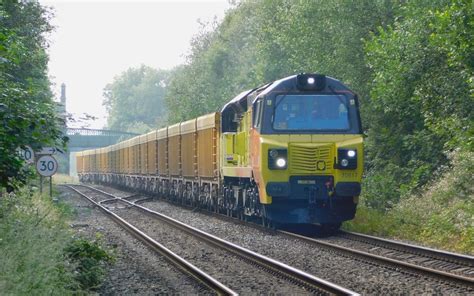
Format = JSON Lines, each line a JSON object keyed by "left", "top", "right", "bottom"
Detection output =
{"left": 247, "top": 74, "right": 364, "bottom": 228}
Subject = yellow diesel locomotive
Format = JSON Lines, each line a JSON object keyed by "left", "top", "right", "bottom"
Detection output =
{"left": 77, "top": 74, "right": 363, "bottom": 230}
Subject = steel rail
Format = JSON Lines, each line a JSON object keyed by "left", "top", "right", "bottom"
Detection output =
{"left": 64, "top": 185, "right": 237, "bottom": 296}
{"left": 77, "top": 184, "right": 359, "bottom": 296}
{"left": 340, "top": 230, "right": 474, "bottom": 264}
{"left": 278, "top": 230, "right": 474, "bottom": 288}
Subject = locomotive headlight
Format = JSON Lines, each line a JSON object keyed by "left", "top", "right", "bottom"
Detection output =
{"left": 269, "top": 149, "right": 279, "bottom": 158}
{"left": 337, "top": 148, "right": 357, "bottom": 169}
{"left": 276, "top": 158, "right": 287, "bottom": 168}
{"left": 347, "top": 150, "right": 356, "bottom": 158}
{"left": 296, "top": 74, "right": 326, "bottom": 91}
{"left": 268, "top": 148, "right": 287, "bottom": 170}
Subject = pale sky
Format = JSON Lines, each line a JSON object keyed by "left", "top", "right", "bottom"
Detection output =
{"left": 40, "top": 0, "right": 231, "bottom": 129}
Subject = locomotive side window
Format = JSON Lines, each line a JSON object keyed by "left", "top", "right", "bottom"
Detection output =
{"left": 253, "top": 99, "right": 263, "bottom": 129}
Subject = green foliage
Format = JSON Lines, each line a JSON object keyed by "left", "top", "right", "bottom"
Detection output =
{"left": 363, "top": 0, "right": 473, "bottom": 209}
{"left": 344, "top": 150, "right": 474, "bottom": 254}
{"left": 362, "top": 164, "right": 403, "bottom": 210}
{"left": 65, "top": 236, "right": 114, "bottom": 290}
{"left": 103, "top": 65, "right": 170, "bottom": 132}
{"left": 428, "top": 0, "right": 473, "bottom": 150}
{"left": 0, "top": 187, "right": 114, "bottom": 293}
{"left": 0, "top": 1, "right": 67, "bottom": 191}
{"left": 0, "top": 189, "right": 79, "bottom": 294}
{"left": 165, "top": 0, "right": 397, "bottom": 123}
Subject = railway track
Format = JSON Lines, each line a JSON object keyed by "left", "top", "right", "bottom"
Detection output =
{"left": 66, "top": 185, "right": 236, "bottom": 296}
{"left": 338, "top": 230, "right": 474, "bottom": 277}
{"left": 124, "top": 185, "right": 473, "bottom": 288}
{"left": 278, "top": 228, "right": 474, "bottom": 290}
{"left": 66, "top": 184, "right": 358, "bottom": 295}
{"left": 189, "top": 201, "right": 474, "bottom": 290}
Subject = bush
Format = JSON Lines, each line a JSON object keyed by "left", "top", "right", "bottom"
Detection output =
{"left": 65, "top": 237, "right": 114, "bottom": 290}
{"left": 0, "top": 188, "right": 115, "bottom": 293}
{"left": 0, "top": 189, "right": 78, "bottom": 294}
{"left": 345, "top": 150, "right": 474, "bottom": 254}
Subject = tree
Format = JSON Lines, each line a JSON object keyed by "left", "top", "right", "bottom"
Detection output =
{"left": 0, "top": 0, "right": 66, "bottom": 191}
{"left": 363, "top": 0, "right": 473, "bottom": 209}
{"left": 103, "top": 65, "right": 169, "bottom": 133}
{"left": 164, "top": 0, "right": 397, "bottom": 123}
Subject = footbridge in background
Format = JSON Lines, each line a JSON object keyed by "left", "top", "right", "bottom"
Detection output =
{"left": 62, "top": 128, "right": 138, "bottom": 175}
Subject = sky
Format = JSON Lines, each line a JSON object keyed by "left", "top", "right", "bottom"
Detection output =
{"left": 40, "top": 0, "right": 231, "bottom": 129}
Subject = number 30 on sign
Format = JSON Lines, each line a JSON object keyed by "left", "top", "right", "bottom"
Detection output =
{"left": 36, "top": 155, "right": 58, "bottom": 177}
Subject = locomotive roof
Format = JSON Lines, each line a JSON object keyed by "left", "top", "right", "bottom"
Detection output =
{"left": 220, "top": 74, "right": 353, "bottom": 116}
{"left": 257, "top": 74, "right": 353, "bottom": 99}
{"left": 220, "top": 89, "right": 254, "bottom": 114}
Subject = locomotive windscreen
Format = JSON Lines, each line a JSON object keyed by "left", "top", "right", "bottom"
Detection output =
{"left": 273, "top": 94, "right": 350, "bottom": 131}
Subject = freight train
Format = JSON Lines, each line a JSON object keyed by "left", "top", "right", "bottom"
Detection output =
{"left": 77, "top": 73, "right": 363, "bottom": 231}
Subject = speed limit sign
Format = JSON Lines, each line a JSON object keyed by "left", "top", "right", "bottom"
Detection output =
{"left": 36, "top": 155, "right": 58, "bottom": 177}
{"left": 18, "top": 146, "right": 34, "bottom": 164}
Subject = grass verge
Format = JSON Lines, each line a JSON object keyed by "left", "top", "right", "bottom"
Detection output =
{"left": 0, "top": 187, "right": 112, "bottom": 294}
{"left": 344, "top": 150, "right": 474, "bottom": 255}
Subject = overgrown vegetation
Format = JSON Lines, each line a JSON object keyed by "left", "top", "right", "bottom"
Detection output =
{"left": 0, "top": 1, "right": 67, "bottom": 191}
{"left": 0, "top": 188, "right": 113, "bottom": 293}
{"left": 0, "top": 189, "right": 75, "bottom": 294}
{"left": 345, "top": 0, "right": 473, "bottom": 254}
{"left": 362, "top": 0, "right": 473, "bottom": 209}
{"left": 345, "top": 150, "right": 474, "bottom": 254}
{"left": 0, "top": 1, "right": 115, "bottom": 292}
{"left": 65, "top": 237, "right": 115, "bottom": 290}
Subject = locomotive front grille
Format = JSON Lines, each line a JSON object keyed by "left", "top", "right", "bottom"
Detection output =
{"left": 289, "top": 143, "right": 334, "bottom": 174}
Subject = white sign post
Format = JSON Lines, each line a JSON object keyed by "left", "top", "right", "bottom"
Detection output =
{"left": 36, "top": 155, "right": 58, "bottom": 197}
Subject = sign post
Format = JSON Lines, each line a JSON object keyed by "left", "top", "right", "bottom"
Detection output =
{"left": 36, "top": 155, "right": 58, "bottom": 198}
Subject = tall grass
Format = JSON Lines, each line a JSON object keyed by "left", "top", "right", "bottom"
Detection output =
{"left": 344, "top": 150, "right": 474, "bottom": 254}
{"left": 0, "top": 189, "right": 79, "bottom": 294}
{"left": 0, "top": 186, "right": 113, "bottom": 294}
